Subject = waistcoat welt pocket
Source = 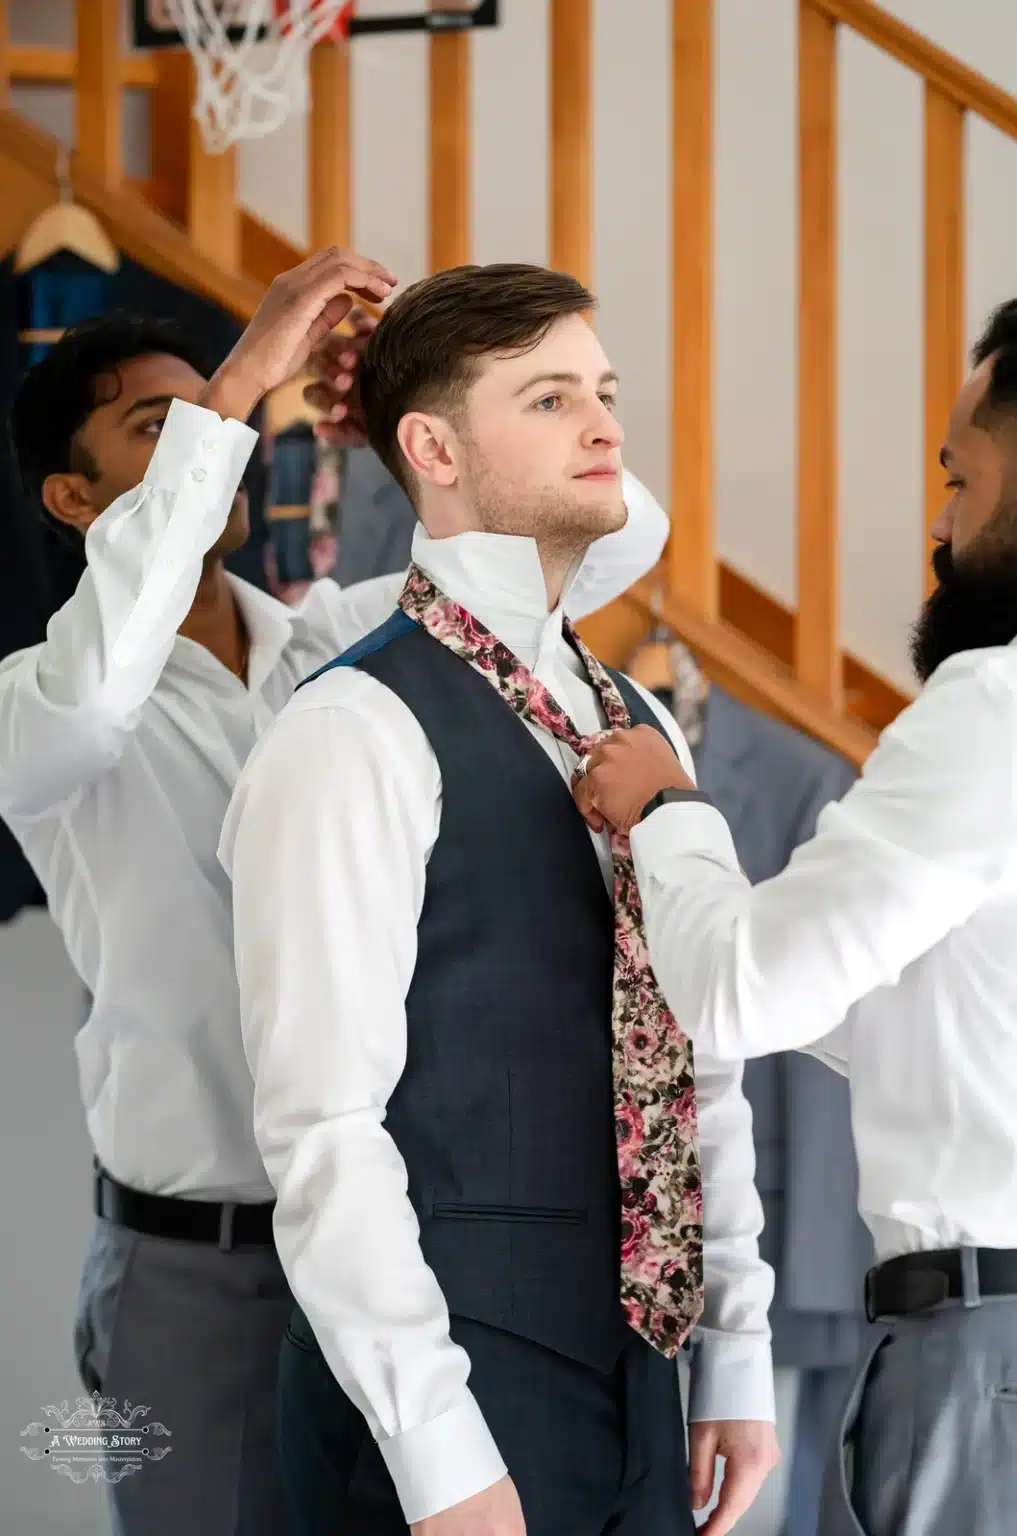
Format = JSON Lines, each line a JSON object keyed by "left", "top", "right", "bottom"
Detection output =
{"left": 432, "top": 1201, "right": 587, "bottom": 1225}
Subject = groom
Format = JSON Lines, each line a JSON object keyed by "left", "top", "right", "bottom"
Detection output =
{"left": 220, "top": 263, "right": 778, "bottom": 1535}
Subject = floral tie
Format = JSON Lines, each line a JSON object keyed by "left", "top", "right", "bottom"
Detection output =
{"left": 399, "top": 565, "right": 704, "bottom": 1358}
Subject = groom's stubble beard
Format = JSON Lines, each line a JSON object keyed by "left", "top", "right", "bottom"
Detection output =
{"left": 460, "top": 435, "right": 626, "bottom": 572}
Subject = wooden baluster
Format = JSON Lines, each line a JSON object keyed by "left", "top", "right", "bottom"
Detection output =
{"left": 310, "top": 38, "right": 352, "bottom": 251}
{"left": 76, "top": 0, "right": 122, "bottom": 188}
{"left": 549, "top": 0, "right": 591, "bottom": 286}
{"left": 149, "top": 50, "right": 192, "bottom": 224}
{"left": 796, "top": 0, "right": 840, "bottom": 705}
{"left": 187, "top": 62, "right": 239, "bottom": 272}
{"left": 670, "top": 0, "right": 716, "bottom": 618}
{"left": 429, "top": 0, "right": 472, "bottom": 272}
{"left": 924, "top": 85, "right": 965, "bottom": 593}
{"left": 0, "top": 0, "right": 10, "bottom": 110}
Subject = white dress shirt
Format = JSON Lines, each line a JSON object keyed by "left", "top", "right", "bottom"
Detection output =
{"left": 219, "top": 524, "right": 775, "bottom": 1525}
{"left": 631, "top": 645, "right": 1017, "bottom": 1267}
{"left": 0, "top": 397, "right": 669, "bottom": 1201}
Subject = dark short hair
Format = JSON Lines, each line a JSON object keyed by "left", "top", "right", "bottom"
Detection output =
{"left": 9, "top": 314, "right": 211, "bottom": 525}
{"left": 358, "top": 263, "right": 597, "bottom": 497}
{"left": 972, "top": 300, "right": 1017, "bottom": 367}
{"left": 970, "top": 301, "right": 1017, "bottom": 437}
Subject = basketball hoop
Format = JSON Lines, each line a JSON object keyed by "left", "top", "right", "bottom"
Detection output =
{"left": 157, "top": 1, "right": 354, "bottom": 155}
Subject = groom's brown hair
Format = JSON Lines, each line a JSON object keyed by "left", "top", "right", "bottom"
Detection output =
{"left": 358, "top": 263, "right": 596, "bottom": 500}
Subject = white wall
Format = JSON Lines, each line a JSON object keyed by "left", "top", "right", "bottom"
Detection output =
{"left": 0, "top": 911, "right": 107, "bottom": 1536}
{"left": 11, "top": 0, "right": 1017, "bottom": 678}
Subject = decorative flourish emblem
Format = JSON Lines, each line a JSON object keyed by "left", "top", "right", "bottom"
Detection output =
{"left": 21, "top": 1393, "right": 172, "bottom": 1485}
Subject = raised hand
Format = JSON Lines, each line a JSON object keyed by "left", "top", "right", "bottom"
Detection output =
{"left": 202, "top": 250, "right": 396, "bottom": 424}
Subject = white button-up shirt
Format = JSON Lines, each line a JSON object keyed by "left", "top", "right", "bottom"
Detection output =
{"left": 0, "top": 397, "right": 671, "bottom": 1202}
{"left": 219, "top": 525, "right": 775, "bottom": 1525}
{"left": 631, "top": 645, "right": 1017, "bottom": 1266}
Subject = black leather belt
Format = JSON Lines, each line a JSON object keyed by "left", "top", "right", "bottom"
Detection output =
{"left": 94, "top": 1164, "right": 275, "bottom": 1251}
{"left": 865, "top": 1247, "right": 1017, "bottom": 1322}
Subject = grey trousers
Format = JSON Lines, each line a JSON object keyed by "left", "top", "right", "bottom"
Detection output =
{"left": 818, "top": 1297, "right": 1017, "bottom": 1535}
{"left": 73, "top": 1215, "right": 293, "bottom": 1536}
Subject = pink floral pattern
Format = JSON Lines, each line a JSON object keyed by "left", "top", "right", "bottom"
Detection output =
{"left": 399, "top": 565, "right": 704, "bottom": 1357}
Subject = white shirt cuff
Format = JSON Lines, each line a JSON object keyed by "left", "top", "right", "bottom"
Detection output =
{"left": 686, "top": 1329, "right": 776, "bottom": 1425}
{"left": 112, "top": 399, "right": 257, "bottom": 667}
{"left": 377, "top": 1391, "right": 508, "bottom": 1524}
{"left": 631, "top": 799, "right": 741, "bottom": 879}
{"left": 147, "top": 395, "right": 258, "bottom": 492}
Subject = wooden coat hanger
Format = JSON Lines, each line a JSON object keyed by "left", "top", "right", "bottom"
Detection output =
{"left": 14, "top": 148, "right": 119, "bottom": 276}
{"left": 627, "top": 638, "right": 675, "bottom": 693}
{"left": 626, "top": 584, "right": 676, "bottom": 693}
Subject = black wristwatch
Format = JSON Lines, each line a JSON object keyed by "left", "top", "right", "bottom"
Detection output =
{"left": 638, "top": 787, "right": 711, "bottom": 824}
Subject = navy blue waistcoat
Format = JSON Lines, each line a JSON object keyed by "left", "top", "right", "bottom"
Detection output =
{"left": 306, "top": 612, "right": 669, "bottom": 1372}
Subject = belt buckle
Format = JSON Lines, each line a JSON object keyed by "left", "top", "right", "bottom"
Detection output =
{"left": 218, "top": 1202, "right": 237, "bottom": 1252}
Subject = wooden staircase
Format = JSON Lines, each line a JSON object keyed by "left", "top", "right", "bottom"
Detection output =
{"left": 4, "top": 0, "right": 1017, "bottom": 767}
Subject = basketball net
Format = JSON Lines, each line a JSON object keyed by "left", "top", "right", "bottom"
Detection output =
{"left": 160, "top": 0, "right": 354, "bottom": 154}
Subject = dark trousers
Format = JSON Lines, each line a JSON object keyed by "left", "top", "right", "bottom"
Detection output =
{"left": 279, "top": 1309, "right": 695, "bottom": 1535}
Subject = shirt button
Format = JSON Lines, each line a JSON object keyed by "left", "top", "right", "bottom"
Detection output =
{"left": 192, "top": 467, "right": 207, "bottom": 483}
{"left": 203, "top": 438, "right": 219, "bottom": 453}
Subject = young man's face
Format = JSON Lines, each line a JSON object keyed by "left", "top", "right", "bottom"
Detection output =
{"left": 407, "top": 313, "right": 627, "bottom": 553}
{"left": 45, "top": 352, "right": 249, "bottom": 552}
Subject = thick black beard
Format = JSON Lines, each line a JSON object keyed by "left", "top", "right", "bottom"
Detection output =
{"left": 910, "top": 539, "right": 1017, "bottom": 682}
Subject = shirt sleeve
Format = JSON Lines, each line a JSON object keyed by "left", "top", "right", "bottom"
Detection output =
{"left": 565, "top": 470, "right": 670, "bottom": 620}
{"left": 297, "top": 570, "right": 408, "bottom": 655}
{"left": 0, "top": 398, "right": 256, "bottom": 819}
{"left": 630, "top": 660, "right": 1017, "bottom": 1062}
{"left": 218, "top": 678, "right": 507, "bottom": 1524}
{"left": 629, "top": 681, "right": 776, "bottom": 1425}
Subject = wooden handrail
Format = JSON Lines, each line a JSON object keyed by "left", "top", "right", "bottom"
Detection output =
{"left": 808, "top": 0, "right": 1017, "bottom": 142}
{"left": 9, "top": 46, "right": 159, "bottom": 89}
{"left": 0, "top": 109, "right": 263, "bottom": 320}
{"left": 625, "top": 578, "right": 879, "bottom": 767}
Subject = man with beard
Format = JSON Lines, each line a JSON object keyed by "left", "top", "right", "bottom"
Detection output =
{"left": 570, "top": 300, "right": 1017, "bottom": 1536}
{"left": 220, "top": 264, "right": 779, "bottom": 1536}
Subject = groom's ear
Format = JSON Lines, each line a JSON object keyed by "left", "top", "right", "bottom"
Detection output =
{"left": 397, "top": 413, "right": 459, "bottom": 491}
